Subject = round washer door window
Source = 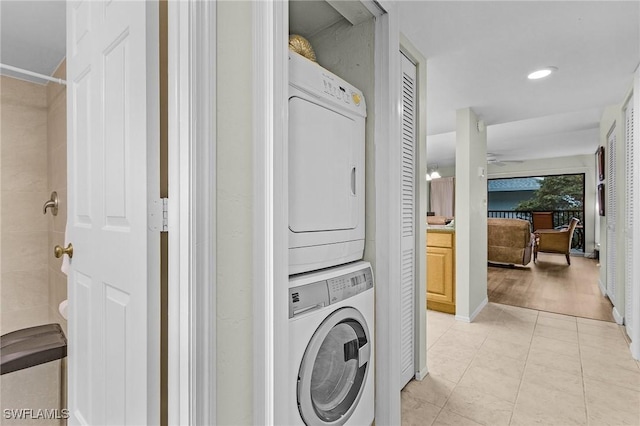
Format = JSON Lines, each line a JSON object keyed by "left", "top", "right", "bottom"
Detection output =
{"left": 297, "top": 307, "right": 371, "bottom": 426}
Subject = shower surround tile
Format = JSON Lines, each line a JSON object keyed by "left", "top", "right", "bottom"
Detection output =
{"left": 46, "top": 61, "right": 68, "bottom": 334}
{"left": 0, "top": 269, "right": 49, "bottom": 313}
{"left": 1, "top": 73, "right": 67, "bottom": 340}
{"left": 2, "top": 231, "right": 49, "bottom": 272}
{"left": 1, "top": 139, "right": 48, "bottom": 192}
{"left": 1, "top": 191, "right": 49, "bottom": 232}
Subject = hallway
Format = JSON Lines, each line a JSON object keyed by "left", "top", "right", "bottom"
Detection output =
{"left": 401, "top": 303, "right": 640, "bottom": 425}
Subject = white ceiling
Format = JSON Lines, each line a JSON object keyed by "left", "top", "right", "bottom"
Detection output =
{"left": 1, "top": 1, "right": 638, "bottom": 166}
{"left": 399, "top": 1, "right": 640, "bottom": 166}
{"left": 0, "top": 1, "right": 66, "bottom": 84}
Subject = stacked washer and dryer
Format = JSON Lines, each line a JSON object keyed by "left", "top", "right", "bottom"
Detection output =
{"left": 287, "top": 50, "right": 375, "bottom": 426}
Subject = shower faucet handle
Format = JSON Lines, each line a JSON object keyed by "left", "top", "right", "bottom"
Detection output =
{"left": 43, "top": 191, "right": 59, "bottom": 216}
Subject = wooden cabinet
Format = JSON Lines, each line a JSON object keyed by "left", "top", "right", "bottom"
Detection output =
{"left": 426, "top": 229, "right": 455, "bottom": 314}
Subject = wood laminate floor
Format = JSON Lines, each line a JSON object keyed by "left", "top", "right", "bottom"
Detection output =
{"left": 487, "top": 255, "right": 614, "bottom": 322}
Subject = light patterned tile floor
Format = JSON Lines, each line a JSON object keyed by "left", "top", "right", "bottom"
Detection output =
{"left": 401, "top": 303, "right": 640, "bottom": 426}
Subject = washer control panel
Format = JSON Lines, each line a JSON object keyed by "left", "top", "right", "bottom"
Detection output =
{"left": 326, "top": 267, "right": 373, "bottom": 304}
{"left": 289, "top": 265, "right": 373, "bottom": 318}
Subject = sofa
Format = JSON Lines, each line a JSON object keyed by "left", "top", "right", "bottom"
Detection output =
{"left": 487, "top": 218, "right": 535, "bottom": 266}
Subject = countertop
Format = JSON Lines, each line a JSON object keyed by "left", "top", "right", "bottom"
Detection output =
{"left": 427, "top": 226, "right": 455, "bottom": 233}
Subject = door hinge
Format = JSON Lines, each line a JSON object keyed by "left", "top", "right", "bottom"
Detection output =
{"left": 150, "top": 198, "right": 169, "bottom": 232}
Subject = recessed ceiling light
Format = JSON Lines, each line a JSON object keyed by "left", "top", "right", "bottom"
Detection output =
{"left": 527, "top": 67, "right": 557, "bottom": 80}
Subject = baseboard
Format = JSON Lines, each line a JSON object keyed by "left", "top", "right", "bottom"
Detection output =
{"left": 455, "top": 314, "right": 470, "bottom": 323}
{"left": 598, "top": 279, "right": 606, "bottom": 296}
{"left": 455, "top": 297, "right": 488, "bottom": 323}
{"left": 612, "top": 306, "right": 624, "bottom": 325}
{"left": 470, "top": 297, "right": 489, "bottom": 321}
{"left": 414, "top": 366, "right": 429, "bottom": 381}
{"left": 631, "top": 341, "right": 640, "bottom": 361}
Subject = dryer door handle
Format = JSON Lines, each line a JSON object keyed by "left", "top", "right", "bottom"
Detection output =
{"left": 351, "top": 166, "right": 356, "bottom": 196}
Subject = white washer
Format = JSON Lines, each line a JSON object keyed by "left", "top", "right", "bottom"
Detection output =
{"left": 288, "top": 261, "right": 374, "bottom": 426}
{"left": 289, "top": 52, "right": 367, "bottom": 275}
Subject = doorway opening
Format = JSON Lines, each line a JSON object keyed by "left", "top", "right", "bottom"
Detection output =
{"left": 487, "top": 173, "right": 613, "bottom": 321}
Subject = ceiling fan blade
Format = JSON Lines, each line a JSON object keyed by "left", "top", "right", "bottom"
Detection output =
{"left": 487, "top": 158, "right": 523, "bottom": 166}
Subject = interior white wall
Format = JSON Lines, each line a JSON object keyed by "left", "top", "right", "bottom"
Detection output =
{"left": 455, "top": 108, "right": 488, "bottom": 321}
{"left": 435, "top": 166, "right": 455, "bottom": 179}
{"left": 488, "top": 154, "right": 598, "bottom": 256}
{"left": 216, "top": 2, "right": 254, "bottom": 424}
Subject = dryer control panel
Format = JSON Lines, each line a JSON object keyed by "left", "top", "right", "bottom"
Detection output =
{"left": 321, "top": 73, "right": 362, "bottom": 107}
{"left": 289, "top": 50, "right": 366, "bottom": 118}
{"left": 289, "top": 265, "right": 373, "bottom": 319}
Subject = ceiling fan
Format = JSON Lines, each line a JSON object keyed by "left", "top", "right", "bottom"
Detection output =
{"left": 487, "top": 153, "right": 524, "bottom": 167}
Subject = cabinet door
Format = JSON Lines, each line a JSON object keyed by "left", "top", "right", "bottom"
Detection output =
{"left": 426, "top": 247, "right": 454, "bottom": 304}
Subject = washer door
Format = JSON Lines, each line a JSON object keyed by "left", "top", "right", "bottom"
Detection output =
{"left": 298, "top": 307, "right": 371, "bottom": 426}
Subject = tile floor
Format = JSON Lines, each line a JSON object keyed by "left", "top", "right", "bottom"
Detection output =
{"left": 401, "top": 303, "right": 640, "bottom": 426}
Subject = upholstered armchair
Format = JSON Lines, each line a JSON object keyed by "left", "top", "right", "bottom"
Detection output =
{"left": 534, "top": 217, "right": 580, "bottom": 265}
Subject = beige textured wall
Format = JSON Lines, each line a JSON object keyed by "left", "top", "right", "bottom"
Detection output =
{"left": 47, "top": 61, "right": 68, "bottom": 334}
{"left": 0, "top": 75, "right": 50, "bottom": 334}
{"left": 217, "top": 1, "right": 254, "bottom": 424}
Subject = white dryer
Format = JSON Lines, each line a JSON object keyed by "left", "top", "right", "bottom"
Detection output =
{"left": 289, "top": 52, "right": 367, "bottom": 275}
{"left": 288, "top": 261, "right": 374, "bottom": 426}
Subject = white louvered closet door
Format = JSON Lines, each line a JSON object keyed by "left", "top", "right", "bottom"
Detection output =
{"left": 607, "top": 124, "right": 617, "bottom": 304}
{"left": 400, "top": 53, "right": 417, "bottom": 387}
{"left": 625, "top": 101, "right": 635, "bottom": 339}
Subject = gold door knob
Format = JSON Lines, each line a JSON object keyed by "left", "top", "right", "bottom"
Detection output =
{"left": 54, "top": 243, "right": 73, "bottom": 259}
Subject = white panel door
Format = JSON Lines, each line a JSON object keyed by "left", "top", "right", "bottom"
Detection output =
{"left": 607, "top": 124, "right": 617, "bottom": 304}
{"left": 66, "top": 1, "right": 159, "bottom": 424}
{"left": 399, "top": 53, "right": 416, "bottom": 387}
